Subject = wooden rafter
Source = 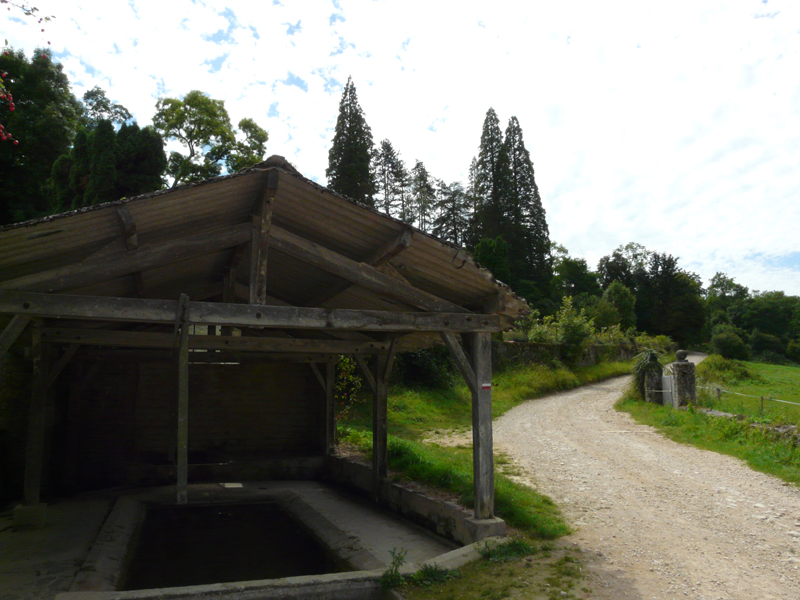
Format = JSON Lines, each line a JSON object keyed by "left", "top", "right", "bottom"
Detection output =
{"left": 0, "top": 291, "right": 504, "bottom": 332}
{"left": 249, "top": 170, "right": 279, "bottom": 304}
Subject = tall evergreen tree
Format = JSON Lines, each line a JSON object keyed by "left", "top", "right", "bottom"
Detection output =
{"left": 503, "top": 116, "right": 551, "bottom": 289}
{"left": 410, "top": 160, "right": 435, "bottom": 232}
{"left": 83, "top": 119, "right": 117, "bottom": 205}
{"left": 471, "top": 108, "right": 512, "bottom": 242}
{"left": 115, "top": 122, "right": 167, "bottom": 197}
{"left": 374, "top": 139, "right": 401, "bottom": 216}
{"left": 432, "top": 180, "right": 470, "bottom": 247}
{"left": 326, "top": 77, "right": 375, "bottom": 206}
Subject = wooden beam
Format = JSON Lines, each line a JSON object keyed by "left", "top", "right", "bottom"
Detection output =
{"left": 440, "top": 332, "right": 477, "bottom": 395}
{"left": 176, "top": 295, "right": 190, "bottom": 505}
{"left": 326, "top": 362, "right": 335, "bottom": 454}
{"left": 1, "top": 291, "right": 505, "bottom": 332}
{"left": 42, "top": 328, "right": 395, "bottom": 354}
{"left": 308, "top": 228, "right": 414, "bottom": 306}
{"left": 354, "top": 354, "right": 376, "bottom": 394}
{"left": 23, "top": 321, "right": 47, "bottom": 506}
{"left": 0, "top": 314, "right": 30, "bottom": 360}
{"left": 116, "top": 207, "right": 145, "bottom": 297}
{"left": 44, "top": 344, "right": 79, "bottom": 389}
{"left": 0, "top": 223, "right": 252, "bottom": 293}
{"left": 269, "top": 225, "right": 465, "bottom": 313}
{"left": 309, "top": 363, "right": 326, "bottom": 391}
{"left": 249, "top": 170, "right": 279, "bottom": 304}
{"left": 372, "top": 346, "right": 397, "bottom": 501}
{"left": 467, "top": 332, "right": 495, "bottom": 519}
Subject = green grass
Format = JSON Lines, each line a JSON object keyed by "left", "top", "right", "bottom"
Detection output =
{"left": 696, "top": 355, "right": 800, "bottom": 425}
{"left": 338, "top": 358, "right": 636, "bottom": 539}
{"left": 617, "top": 385, "right": 800, "bottom": 485}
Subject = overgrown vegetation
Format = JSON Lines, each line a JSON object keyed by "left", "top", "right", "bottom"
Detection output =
{"left": 618, "top": 355, "right": 800, "bottom": 485}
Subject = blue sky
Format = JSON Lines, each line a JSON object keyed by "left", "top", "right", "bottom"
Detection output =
{"left": 4, "top": 0, "right": 800, "bottom": 295}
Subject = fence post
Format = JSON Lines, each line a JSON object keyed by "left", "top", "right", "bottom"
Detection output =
{"left": 716, "top": 388, "right": 721, "bottom": 402}
{"left": 760, "top": 396, "right": 764, "bottom": 418}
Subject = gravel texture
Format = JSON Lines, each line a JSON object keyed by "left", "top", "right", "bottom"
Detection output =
{"left": 490, "top": 373, "right": 800, "bottom": 600}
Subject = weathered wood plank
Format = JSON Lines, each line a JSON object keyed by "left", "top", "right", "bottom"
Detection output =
{"left": 0, "top": 314, "right": 31, "bottom": 360}
{"left": 115, "top": 207, "right": 145, "bottom": 297}
{"left": 1, "top": 224, "right": 252, "bottom": 293}
{"left": 249, "top": 170, "right": 278, "bottom": 304}
{"left": 269, "top": 225, "right": 465, "bottom": 314}
{"left": 372, "top": 352, "right": 389, "bottom": 501}
{"left": 23, "top": 321, "right": 47, "bottom": 505}
{"left": 467, "top": 332, "right": 495, "bottom": 519}
{"left": 326, "top": 362, "right": 335, "bottom": 454}
{"left": 354, "top": 354, "right": 376, "bottom": 394}
{"left": 42, "top": 328, "right": 394, "bottom": 354}
{"left": 309, "top": 363, "right": 326, "bottom": 391}
{"left": 44, "top": 344, "right": 79, "bottom": 389}
{"left": 176, "top": 295, "right": 190, "bottom": 505}
{"left": 1, "top": 291, "right": 505, "bottom": 332}
{"left": 440, "top": 332, "right": 478, "bottom": 395}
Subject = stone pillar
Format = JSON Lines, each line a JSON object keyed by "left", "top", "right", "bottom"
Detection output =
{"left": 672, "top": 350, "right": 696, "bottom": 406}
{"left": 645, "top": 370, "right": 662, "bottom": 404}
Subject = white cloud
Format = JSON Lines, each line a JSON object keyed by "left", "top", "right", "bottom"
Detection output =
{"left": 4, "top": 0, "right": 800, "bottom": 294}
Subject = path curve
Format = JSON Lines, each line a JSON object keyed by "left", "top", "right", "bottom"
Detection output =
{"left": 491, "top": 363, "right": 800, "bottom": 600}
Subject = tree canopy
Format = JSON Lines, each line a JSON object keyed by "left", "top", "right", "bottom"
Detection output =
{"left": 326, "top": 76, "right": 375, "bottom": 206}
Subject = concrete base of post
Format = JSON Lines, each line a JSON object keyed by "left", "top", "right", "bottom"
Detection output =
{"left": 465, "top": 516, "right": 507, "bottom": 541}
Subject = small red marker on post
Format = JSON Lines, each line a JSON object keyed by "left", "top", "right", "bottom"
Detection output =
{"left": 481, "top": 382, "right": 492, "bottom": 390}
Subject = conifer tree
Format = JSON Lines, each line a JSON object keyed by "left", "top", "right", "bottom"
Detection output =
{"left": 503, "top": 116, "right": 551, "bottom": 289}
{"left": 326, "top": 77, "right": 375, "bottom": 206}
{"left": 471, "top": 108, "right": 510, "bottom": 242}
{"left": 432, "top": 180, "right": 470, "bottom": 247}
{"left": 374, "top": 139, "right": 401, "bottom": 216}
{"left": 84, "top": 119, "right": 117, "bottom": 205}
{"left": 410, "top": 160, "right": 435, "bottom": 232}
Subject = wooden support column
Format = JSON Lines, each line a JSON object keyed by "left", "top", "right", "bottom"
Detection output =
{"left": 116, "top": 207, "right": 146, "bottom": 297}
{"left": 372, "top": 340, "right": 397, "bottom": 501}
{"left": 0, "top": 314, "right": 30, "bottom": 360}
{"left": 326, "top": 362, "right": 336, "bottom": 454}
{"left": 176, "top": 296, "right": 190, "bottom": 505}
{"left": 23, "top": 320, "right": 47, "bottom": 506}
{"left": 466, "top": 332, "right": 495, "bottom": 519}
{"left": 249, "top": 170, "right": 279, "bottom": 304}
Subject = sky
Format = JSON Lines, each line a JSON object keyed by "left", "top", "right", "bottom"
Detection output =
{"left": 4, "top": 0, "right": 800, "bottom": 295}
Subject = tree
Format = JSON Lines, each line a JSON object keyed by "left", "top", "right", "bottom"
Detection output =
{"left": 373, "top": 139, "right": 401, "bottom": 216}
{"left": 552, "top": 256, "right": 601, "bottom": 299}
{"left": 225, "top": 118, "right": 268, "bottom": 174}
{"left": 471, "top": 108, "right": 511, "bottom": 243}
{"left": 432, "top": 180, "right": 470, "bottom": 247}
{"left": 603, "top": 281, "right": 636, "bottom": 331}
{"left": 114, "top": 122, "right": 167, "bottom": 197}
{"left": 410, "top": 160, "right": 435, "bottom": 232}
{"left": 474, "top": 236, "right": 511, "bottom": 285}
{"left": 153, "top": 90, "right": 266, "bottom": 188}
{"left": 81, "top": 86, "right": 131, "bottom": 127}
{"left": 0, "top": 47, "right": 81, "bottom": 223}
{"left": 326, "top": 76, "right": 375, "bottom": 206}
{"left": 83, "top": 119, "right": 116, "bottom": 205}
{"left": 503, "top": 116, "right": 551, "bottom": 289}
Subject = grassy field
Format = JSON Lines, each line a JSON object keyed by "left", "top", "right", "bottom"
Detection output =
{"left": 617, "top": 355, "right": 800, "bottom": 485}
{"left": 695, "top": 355, "right": 800, "bottom": 425}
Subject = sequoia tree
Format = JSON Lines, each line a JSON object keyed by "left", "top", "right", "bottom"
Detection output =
{"left": 326, "top": 76, "right": 375, "bottom": 206}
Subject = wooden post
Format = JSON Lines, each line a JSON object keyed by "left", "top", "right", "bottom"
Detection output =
{"left": 760, "top": 396, "right": 764, "bottom": 418}
{"left": 176, "top": 299, "right": 190, "bottom": 505}
{"left": 467, "top": 332, "right": 495, "bottom": 519}
{"left": 0, "top": 314, "right": 31, "bottom": 361}
{"left": 23, "top": 320, "right": 47, "bottom": 506}
{"left": 326, "top": 362, "right": 336, "bottom": 454}
{"left": 372, "top": 352, "right": 389, "bottom": 501}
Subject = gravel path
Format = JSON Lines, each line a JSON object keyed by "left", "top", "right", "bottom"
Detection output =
{"left": 490, "top": 371, "right": 800, "bottom": 600}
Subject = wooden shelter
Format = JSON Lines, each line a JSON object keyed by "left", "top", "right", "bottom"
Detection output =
{"left": 0, "top": 156, "right": 528, "bottom": 525}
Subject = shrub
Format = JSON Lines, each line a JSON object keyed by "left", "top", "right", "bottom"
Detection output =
{"left": 391, "top": 346, "right": 454, "bottom": 389}
{"left": 696, "top": 354, "right": 759, "bottom": 384}
{"left": 749, "top": 329, "right": 785, "bottom": 356}
{"left": 711, "top": 331, "right": 749, "bottom": 360}
{"left": 554, "top": 297, "right": 595, "bottom": 365}
{"left": 787, "top": 340, "right": 800, "bottom": 363}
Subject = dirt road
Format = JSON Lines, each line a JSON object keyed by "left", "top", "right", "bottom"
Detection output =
{"left": 492, "top": 373, "right": 800, "bottom": 600}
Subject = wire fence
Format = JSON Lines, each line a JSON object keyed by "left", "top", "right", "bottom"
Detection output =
{"left": 696, "top": 383, "right": 800, "bottom": 417}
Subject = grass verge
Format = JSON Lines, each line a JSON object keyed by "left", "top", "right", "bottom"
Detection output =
{"left": 616, "top": 387, "right": 800, "bottom": 485}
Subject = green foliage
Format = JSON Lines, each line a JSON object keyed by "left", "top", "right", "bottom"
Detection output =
{"left": 554, "top": 297, "right": 594, "bottom": 365}
{"left": 83, "top": 119, "right": 116, "bottom": 204}
{"left": 432, "top": 180, "right": 470, "bottom": 247}
{"left": 334, "top": 356, "right": 362, "bottom": 435}
{"left": 632, "top": 349, "right": 663, "bottom": 399}
{"left": 478, "top": 538, "right": 536, "bottom": 562}
{"left": 696, "top": 354, "right": 759, "bottom": 385}
{"left": 0, "top": 47, "right": 82, "bottom": 223}
{"left": 474, "top": 236, "right": 511, "bottom": 284}
{"left": 391, "top": 346, "right": 454, "bottom": 389}
{"left": 81, "top": 86, "right": 131, "bottom": 127}
{"left": 711, "top": 330, "right": 749, "bottom": 360}
{"left": 380, "top": 547, "right": 408, "bottom": 590}
{"left": 603, "top": 280, "right": 636, "bottom": 330}
{"left": 787, "top": 340, "right": 800, "bottom": 363}
{"left": 225, "top": 117, "right": 269, "bottom": 174}
{"left": 326, "top": 76, "right": 375, "bottom": 206}
{"left": 406, "top": 563, "right": 459, "bottom": 588}
{"left": 749, "top": 329, "right": 785, "bottom": 356}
